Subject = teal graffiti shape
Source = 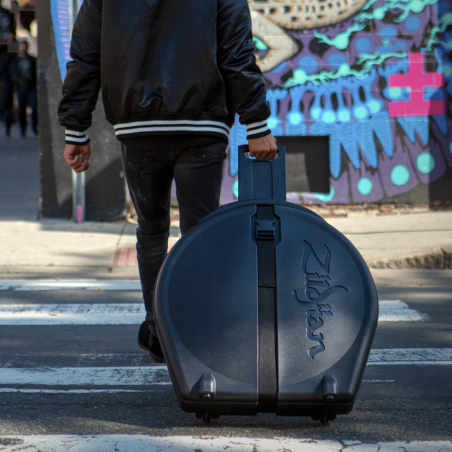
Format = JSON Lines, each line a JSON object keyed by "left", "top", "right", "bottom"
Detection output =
{"left": 427, "top": 12, "right": 452, "bottom": 50}
{"left": 313, "top": 22, "right": 367, "bottom": 51}
{"left": 391, "top": 165, "right": 410, "bottom": 186}
{"left": 357, "top": 178, "right": 373, "bottom": 195}
{"left": 388, "top": 0, "right": 439, "bottom": 22}
{"left": 417, "top": 153, "right": 435, "bottom": 174}
{"left": 356, "top": 52, "right": 408, "bottom": 72}
{"left": 314, "top": 186, "right": 335, "bottom": 203}
{"left": 283, "top": 53, "right": 406, "bottom": 88}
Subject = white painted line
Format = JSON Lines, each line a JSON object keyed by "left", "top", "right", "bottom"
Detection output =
{"left": 0, "top": 300, "right": 425, "bottom": 325}
{"left": 379, "top": 300, "right": 428, "bottom": 322}
{"left": 0, "top": 278, "right": 435, "bottom": 322}
{"left": 0, "top": 366, "right": 170, "bottom": 386}
{"left": 362, "top": 380, "right": 395, "bottom": 383}
{"left": 0, "top": 279, "right": 141, "bottom": 291}
{"left": 368, "top": 348, "right": 452, "bottom": 365}
{"left": 0, "top": 389, "right": 145, "bottom": 393}
{"left": 0, "top": 349, "right": 450, "bottom": 392}
{"left": 0, "top": 303, "right": 145, "bottom": 325}
{"left": 0, "top": 436, "right": 450, "bottom": 452}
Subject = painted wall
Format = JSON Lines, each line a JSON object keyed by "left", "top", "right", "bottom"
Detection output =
{"left": 49, "top": 0, "right": 452, "bottom": 207}
{"left": 222, "top": 0, "right": 452, "bottom": 205}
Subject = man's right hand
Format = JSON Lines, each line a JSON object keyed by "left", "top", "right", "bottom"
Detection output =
{"left": 248, "top": 134, "right": 278, "bottom": 159}
{"left": 63, "top": 143, "right": 92, "bottom": 173}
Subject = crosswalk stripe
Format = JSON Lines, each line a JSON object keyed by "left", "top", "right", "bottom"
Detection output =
{"left": 0, "top": 300, "right": 426, "bottom": 325}
{"left": 0, "top": 366, "right": 169, "bottom": 387}
{"left": 0, "top": 436, "right": 450, "bottom": 452}
{"left": 0, "top": 303, "right": 145, "bottom": 325}
{"left": 368, "top": 348, "right": 452, "bottom": 365}
{"left": 378, "top": 300, "right": 427, "bottom": 321}
{"left": 0, "top": 349, "right": 450, "bottom": 393}
{"left": 0, "top": 389, "right": 145, "bottom": 393}
{"left": 0, "top": 280, "right": 141, "bottom": 291}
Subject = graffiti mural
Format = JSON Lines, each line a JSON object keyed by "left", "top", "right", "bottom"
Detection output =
{"left": 50, "top": 0, "right": 452, "bottom": 206}
{"left": 223, "top": 0, "right": 452, "bottom": 205}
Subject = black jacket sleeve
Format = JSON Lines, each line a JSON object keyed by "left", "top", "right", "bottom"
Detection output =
{"left": 58, "top": 0, "right": 102, "bottom": 145}
{"left": 217, "top": 0, "right": 271, "bottom": 139}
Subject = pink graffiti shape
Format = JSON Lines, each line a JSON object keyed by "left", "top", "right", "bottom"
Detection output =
{"left": 76, "top": 205, "right": 83, "bottom": 223}
{"left": 389, "top": 53, "right": 445, "bottom": 117}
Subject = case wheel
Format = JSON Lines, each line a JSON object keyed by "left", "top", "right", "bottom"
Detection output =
{"left": 195, "top": 412, "right": 202, "bottom": 419}
{"left": 202, "top": 412, "right": 212, "bottom": 423}
{"left": 211, "top": 413, "right": 220, "bottom": 420}
{"left": 320, "top": 413, "right": 329, "bottom": 425}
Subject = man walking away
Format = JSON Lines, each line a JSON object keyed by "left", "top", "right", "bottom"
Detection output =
{"left": 58, "top": 0, "right": 277, "bottom": 363}
{"left": 0, "top": 0, "right": 15, "bottom": 138}
{"left": 12, "top": 40, "right": 37, "bottom": 137}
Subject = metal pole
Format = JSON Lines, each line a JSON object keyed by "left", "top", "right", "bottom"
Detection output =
{"left": 68, "top": 0, "right": 86, "bottom": 223}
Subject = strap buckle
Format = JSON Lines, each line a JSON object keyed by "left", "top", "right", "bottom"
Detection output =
{"left": 256, "top": 220, "right": 275, "bottom": 239}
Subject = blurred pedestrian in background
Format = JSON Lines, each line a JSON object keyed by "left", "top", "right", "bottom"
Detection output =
{"left": 12, "top": 40, "right": 37, "bottom": 137}
{"left": 0, "top": 0, "right": 15, "bottom": 138}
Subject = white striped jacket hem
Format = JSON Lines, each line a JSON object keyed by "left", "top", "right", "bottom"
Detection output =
{"left": 65, "top": 130, "right": 89, "bottom": 144}
{"left": 113, "top": 119, "right": 231, "bottom": 138}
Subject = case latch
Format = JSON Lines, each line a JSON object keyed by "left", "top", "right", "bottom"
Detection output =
{"left": 256, "top": 220, "right": 275, "bottom": 239}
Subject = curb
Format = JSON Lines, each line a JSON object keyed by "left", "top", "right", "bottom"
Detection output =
{"left": 368, "top": 247, "right": 452, "bottom": 270}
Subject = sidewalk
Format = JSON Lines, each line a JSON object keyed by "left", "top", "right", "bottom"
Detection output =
{"left": 1, "top": 132, "right": 451, "bottom": 284}
{"left": 0, "top": 211, "right": 451, "bottom": 281}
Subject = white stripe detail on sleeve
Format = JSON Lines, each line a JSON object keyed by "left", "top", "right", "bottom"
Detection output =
{"left": 246, "top": 119, "right": 268, "bottom": 130}
{"left": 65, "top": 136, "right": 90, "bottom": 143}
{"left": 247, "top": 125, "right": 270, "bottom": 137}
{"left": 65, "top": 130, "right": 87, "bottom": 137}
{"left": 115, "top": 126, "right": 230, "bottom": 137}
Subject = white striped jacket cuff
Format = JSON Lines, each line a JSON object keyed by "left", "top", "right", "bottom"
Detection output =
{"left": 65, "top": 130, "right": 90, "bottom": 145}
{"left": 246, "top": 120, "right": 271, "bottom": 139}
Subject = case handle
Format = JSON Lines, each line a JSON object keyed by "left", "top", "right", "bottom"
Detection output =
{"left": 237, "top": 145, "right": 286, "bottom": 202}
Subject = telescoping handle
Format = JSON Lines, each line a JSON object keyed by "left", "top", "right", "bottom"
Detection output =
{"left": 237, "top": 145, "right": 286, "bottom": 202}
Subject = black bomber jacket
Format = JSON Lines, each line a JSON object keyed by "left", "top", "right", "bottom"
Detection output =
{"left": 58, "top": 0, "right": 272, "bottom": 145}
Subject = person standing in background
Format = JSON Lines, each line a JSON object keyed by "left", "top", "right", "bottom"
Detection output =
{"left": 0, "top": 0, "right": 15, "bottom": 138}
{"left": 12, "top": 40, "right": 37, "bottom": 137}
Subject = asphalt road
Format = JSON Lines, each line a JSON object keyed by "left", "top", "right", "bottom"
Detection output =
{"left": 0, "top": 284, "right": 451, "bottom": 448}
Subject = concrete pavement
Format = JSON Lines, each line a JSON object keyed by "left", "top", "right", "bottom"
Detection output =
{"left": 0, "top": 211, "right": 451, "bottom": 283}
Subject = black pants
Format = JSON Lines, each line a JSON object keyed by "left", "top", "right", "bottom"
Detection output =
{"left": 17, "top": 88, "right": 37, "bottom": 136}
{"left": 121, "top": 138, "right": 227, "bottom": 334}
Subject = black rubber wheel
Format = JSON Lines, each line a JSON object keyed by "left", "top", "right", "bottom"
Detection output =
{"left": 202, "top": 412, "right": 212, "bottom": 423}
{"left": 211, "top": 413, "right": 220, "bottom": 420}
{"left": 329, "top": 414, "right": 337, "bottom": 421}
{"left": 311, "top": 415, "right": 320, "bottom": 421}
{"left": 195, "top": 412, "right": 202, "bottom": 419}
{"left": 320, "top": 413, "right": 329, "bottom": 425}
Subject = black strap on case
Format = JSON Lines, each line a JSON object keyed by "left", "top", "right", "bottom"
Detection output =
{"left": 256, "top": 206, "right": 278, "bottom": 412}
{"left": 238, "top": 145, "right": 286, "bottom": 411}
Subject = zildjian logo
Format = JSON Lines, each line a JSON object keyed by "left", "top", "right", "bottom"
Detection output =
{"left": 293, "top": 241, "right": 348, "bottom": 359}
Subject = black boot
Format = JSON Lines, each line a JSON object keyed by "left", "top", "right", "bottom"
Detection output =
{"left": 137, "top": 321, "right": 165, "bottom": 363}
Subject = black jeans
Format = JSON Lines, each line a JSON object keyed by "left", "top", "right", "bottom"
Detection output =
{"left": 121, "top": 138, "right": 227, "bottom": 334}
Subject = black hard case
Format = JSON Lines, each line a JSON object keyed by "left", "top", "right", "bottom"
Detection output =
{"left": 154, "top": 146, "right": 378, "bottom": 423}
